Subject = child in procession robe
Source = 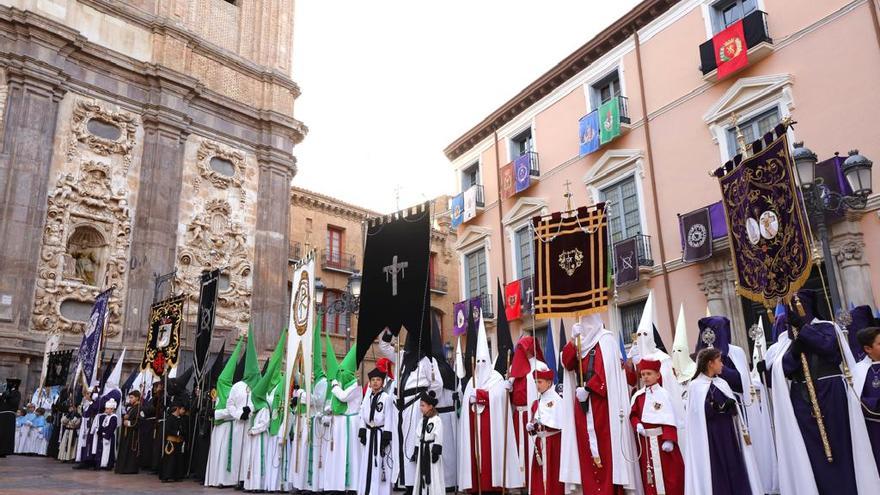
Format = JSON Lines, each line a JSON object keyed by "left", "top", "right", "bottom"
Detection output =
{"left": 413, "top": 391, "right": 445, "bottom": 495}
{"left": 855, "top": 326, "right": 880, "bottom": 474}
{"left": 629, "top": 359, "right": 684, "bottom": 495}
{"left": 95, "top": 398, "right": 118, "bottom": 470}
{"left": 358, "top": 365, "right": 396, "bottom": 495}
{"left": 115, "top": 390, "right": 141, "bottom": 474}
{"left": 159, "top": 398, "right": 189, "bottom": 482}
{"left": 684, "top": 348, "right": 763, "bottom": 495}
{"left": 526, "top": 361, "right": 564, "bottom": 495}
{"left": 58, "top": 404, "right": 81, "bottom": 461}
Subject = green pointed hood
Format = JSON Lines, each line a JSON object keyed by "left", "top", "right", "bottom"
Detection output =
{"left": 215, "top": 336, "right": 243, "bottom": 413}
{"left": 243, "top": 325, "right": 260, "bottom": 389}
{"left": 312, "top": 313, "right": 325, "bottom": 382}
{"left": 325, "top": 333, "right": 339, "bottom": 382}
{"left": 251, "top": 329, "right": 286, "bottom": 411}
{"left": 330, "top": 346, "right": 358, "bottom": 414}
{"left": 268, "top": 372, "right": 285, "bottom": 436}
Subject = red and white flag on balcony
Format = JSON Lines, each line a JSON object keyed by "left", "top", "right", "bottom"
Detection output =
{"left": 505, "top": 279, "right": 522, "bottom": 321}
{"left": 713, "top": 19, "right": 748, "bottom": 80}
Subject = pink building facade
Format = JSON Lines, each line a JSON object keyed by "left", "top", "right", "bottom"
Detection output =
{"left": 445, "top": 0, "right": 880, "bottom": 354}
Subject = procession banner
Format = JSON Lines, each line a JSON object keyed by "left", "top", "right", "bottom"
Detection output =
{"left": 713, "top": 19, "right": 748, "bottom": 80}
{"left": 532, "top": 204, "right": 609, "bottom": 318}
{"left": 599, "top": 97, "right": 621, "bottom": 144}
{"left": 45, "top": 350, "right": 74, "bottom": 387}
{"left": 463, "top": 187, "right": 477, "bottom": 223}
{"left": 285, "top": 252, "right": 315, "bottom": 422}
{"left": 453, "top": 300, "right": 468, "bottom": 336}
{"left": 505, "top": 279, "right": 522, "bottom": 321}
{"left": 501, "top": 163, "right": 516, "bottom": 199}
{"left": 578, "top": 111, "right": 600, "bottom": 156}
{"left": 680, "top": 207, "right": 713, "bottom": 263}
{"left": 450, "top": 193, "right": 464, "bottom": 229}
{"left": 77, "top": 287, "right": 112, "bottom": 386}
{"left": 715, "top": 126, "right": 811, "bottom": 306}
{"left": 141, "top": 294, "right": 186, "bottom": 376}
{"left": 514, "top": 153, "right": 531, "bottom": 193}
{"left": 356, "top": 203, "right": 432, "bottom": 366}
{"left": 194, "top": 268, "right": 220, "bottom": 380}
{"left": 613, "top": 236, "right": 639, "bottom": 287}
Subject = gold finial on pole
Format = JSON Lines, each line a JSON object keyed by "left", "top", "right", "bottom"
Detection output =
{"left": 729, "top": 112, "right": 749, "bottom": 158}
{"left": 563, "top": 180, "right": 574, "bottom": 213}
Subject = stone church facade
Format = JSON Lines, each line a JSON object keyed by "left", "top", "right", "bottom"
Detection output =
{"left": 0, "top": 0, "right": 306, "bottom": 390}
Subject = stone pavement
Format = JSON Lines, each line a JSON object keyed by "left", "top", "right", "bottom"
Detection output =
{"left": 0, "top": 455, "right": 217, "bottom": 495}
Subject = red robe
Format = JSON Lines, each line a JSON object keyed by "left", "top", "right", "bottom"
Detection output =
{"left": 561, "top": 341, "right": 625, "bottom": 495}
{"left": 529, "top": 400, "right": 563, "bottom": 495}
{"left": 511, "top": 375, "right": 531, "bottom": 487}
{"left": 468, "top": 389, "right": 500, "bottom": 493}
{"left": 629, "top": 393, "right": 685, "bottom": 495}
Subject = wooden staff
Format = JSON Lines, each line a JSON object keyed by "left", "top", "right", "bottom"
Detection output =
{"left": 472, "top": 356, "right": 481, "bottom": 495}
{"left": 501, "top": 352, "right": 511, "bottom": 494}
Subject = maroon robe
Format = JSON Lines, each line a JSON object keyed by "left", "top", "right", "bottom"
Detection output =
{"left": 629, "top": 392, "right": 685, "bottom": 495}
{"left": 511, "top": 375, "right": 531, "bottom": 488}
{"left": 468, "top": 388, "right": 500, "bottom": 493}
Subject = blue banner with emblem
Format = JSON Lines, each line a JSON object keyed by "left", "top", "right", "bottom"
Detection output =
{"left": 578, "top": 111, "right": 600, "bottom": 156}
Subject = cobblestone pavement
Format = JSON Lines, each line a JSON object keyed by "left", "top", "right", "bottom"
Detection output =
{"left": 0, "top": 455, "right": 218, "bottom": 495}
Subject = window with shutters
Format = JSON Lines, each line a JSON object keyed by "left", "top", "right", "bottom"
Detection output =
{"left": 710, "top": 0, "right": 758, "bottom": 34}
{"left": 465, "top": 249, "right": 488, "bottom": 299}
{"left": 600, "top": 176, "right": 642, "bottom": 243}
{"left": 514, "top": 225, "right": 533, "bottom": 280}
{"left": 726, "top": 107, "right": 780, "bottom": 157}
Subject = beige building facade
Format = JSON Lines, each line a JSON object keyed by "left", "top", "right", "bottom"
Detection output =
{"left": 0, "top": 0, "right": 305, "bottom": 389}
{"left": 446, "top": 0, "right": 880, "bottom": 355}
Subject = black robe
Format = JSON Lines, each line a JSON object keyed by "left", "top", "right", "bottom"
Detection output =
{"left": 46, "top": 391, "right": 67, "bottom": 459}
{"left": 159, "top": 413, "right": 188, "bottom": 481}
{"left": 188, "top": 391, "right": 212, "bottom": 480}
{"left": 139, "top": 394, "right": 164, "bottom": 470}
{"left": 0, "top": 388, "right": 20, "bottom": 457}
{"left": 115, "top": 404, "right": 141, "bottom": 474}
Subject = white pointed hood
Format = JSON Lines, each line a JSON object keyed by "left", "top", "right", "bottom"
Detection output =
{"left": 634, "top": 291, "right": 667, "bottom": 361}
{"left": 454, "top": 335, "right": 466, "bottom": 379}
{"left": 751, "top": 316, "right": 767, "bottom": 372}
{"left": 474, "top": 309, "right": 494, "bottom": 388}
{"left": 572, "top": 313, "right": 606, "bottom": 357}
{"left": 104, "top": 348, "right": 126, "bottom": 392}
{"left": 672, "top": 304, "right": 697, "bottom": 382}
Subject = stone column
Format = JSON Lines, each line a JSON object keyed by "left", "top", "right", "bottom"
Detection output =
{"left": 123, "top": 110, "right": 190, "bottom": 341}
{"left": 698, "top": 257, "right": 749, "bottom": 353}
{"left": 251, "top": 153, "right": 294, "bottom": 349}
{"left": 0, "top": 67, "right": 65, "bottom": 336}
{"left": 831, "top": 211, "right": 876, "bottom": 308}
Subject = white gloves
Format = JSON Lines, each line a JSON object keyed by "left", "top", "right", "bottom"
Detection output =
{"left": 526, "top": 422, "right": 535, "bottom": 433}
{"left": 91, "top": 392, "right": 98, "bottom": 400}
{"left": 662, "top": 441, "right": 674, "bottom": 452}
{"left": 636, "top": 423, "right": 646, "bottom": 436}
{"left": 575, "top": 386, "right": 588, "bottom": 402}
{"left": 571, "top": 323, "right": 584, "bottom": 338}
{"left": 293, "top": 389, "right": 305, "bottom": 400}
{"left": 469, "top": 395, "right": 477, "bottom": 404}
{"left": 501, "top": 379, "right": 513, "bottom": 391}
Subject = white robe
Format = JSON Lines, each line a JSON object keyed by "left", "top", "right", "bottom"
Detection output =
{"left": 74, "top": 398, "right": 92, "bottom": 462}
{"left": 767, "top": 325, "right": 880, "bottom": 495}
{"left": 457, "top": 369, "right": 523, "bottom": 490}
{"left": 413, "top": 415, "right": 445, "bottom": 495}
{"left": 749, "top": 366, "right": 779, "bottom": 494}
{"left": 58, "top": 415, "right": 80, "bottom": 461}
{"left": 243, "top": 407, "right": 270, "bottom": 491}
{"left": 683, "top": 374, "right": 764, "bottom": 495}
{"left": 321, "top": 381, "right": 362, "bottom": 491}
{"left": 289, "top": 378, "right": 328, "bottom": 491}
{"left": 436, "top": 387, "right": 458, "bottom": 489}
{"left": 204, "top": 399, "right": 235, "bottom": 487}
{"left": 358, "top": 388, "right": 396, "bottom": 495}
{"left": 227, "top": 381, "right": 255, "bottom": 484}
{"left": 264, "top": 421, "right": 285, "bottom": 492}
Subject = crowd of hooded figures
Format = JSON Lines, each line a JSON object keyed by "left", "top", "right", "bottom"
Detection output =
{"left": 2, "top": 287, "right": 880, "bottom": 495}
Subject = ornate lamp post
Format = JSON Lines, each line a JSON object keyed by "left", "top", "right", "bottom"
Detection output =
{"left": 315, "top": 272, "right": 362, "bottom": 351}
{"left": 792, "top": 143, "right": 873, "bottom": 316}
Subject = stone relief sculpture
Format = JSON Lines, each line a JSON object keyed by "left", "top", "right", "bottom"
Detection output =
{"left": 31, "top": 100, "right": 138, "bottom": 337}
{"left": 193, "top": 140, "right": 247, "bottom": 207}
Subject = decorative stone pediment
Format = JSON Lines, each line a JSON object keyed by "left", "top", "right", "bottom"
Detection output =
{"left": 583, "top": 149, "right": 644, "bottom": 200}
{"left": 501, "top": 197, "right": 548, "bottom": 226}
{"left": 454, "top": 225, "right": 492, "bottom": 252}
{"left": 703, "top": 74, "right": 795, "bottom": 126}
{"left": 67, "top": 99, "right": 138, "bottom": 174}
{"left": 194, "top": 140, "right": 247, "bottom": 204}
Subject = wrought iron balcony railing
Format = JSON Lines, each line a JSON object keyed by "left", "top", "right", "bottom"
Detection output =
{"left": 634, "top": 234, "right": 653, "bottom": 267}
{"left": 321, "top": 248, "right": 358, "bottom": 273}
{"left": 699, "top": 10, "right": 771, "bottom": 75}
{"left": 430, "top": 274, "right": 448, "bottom": 294}
{"left": 514, "top": 150, "right": 541, "bottom": 178}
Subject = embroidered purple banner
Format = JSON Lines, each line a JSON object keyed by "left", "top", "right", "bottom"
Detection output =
{"left": 453, "top": 300, "right": 468, "bottom": 336}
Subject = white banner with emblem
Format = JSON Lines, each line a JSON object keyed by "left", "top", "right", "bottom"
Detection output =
{"left": 284, "top": 252, "right": 316, "bottom": 421}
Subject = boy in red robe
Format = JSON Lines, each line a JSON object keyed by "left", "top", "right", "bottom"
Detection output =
{"left": 527, "top": 361, "right": 564, "bottom": 495}
{"left": 629, "top": 359, "right": 684, "bottom": 495}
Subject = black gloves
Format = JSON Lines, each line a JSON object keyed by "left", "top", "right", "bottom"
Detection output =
{"left": 359, "top": 428, "right": 367, "bottom": 445}
{"left": 788, "top": 309, "right": 804, "bottom": 331}
{"left": 724, "top": 398, "right": 738, "bottom": 414}
{"left": 756, "top": 360, "right": 767, "bottom": 374}
{"left": 431, "top": 444, "right": 442, "bottom": 463}
{"left": 240, "top": 406, "right": 251, "bottom": 421}
{"left": 380, "top": 431, "right": 392, "bottom": 452}
{"left": 412, "top": 447, "right": 419, "bottom": 462}
{"left": 382, "top": 331, "right": 393, "bottom": 343}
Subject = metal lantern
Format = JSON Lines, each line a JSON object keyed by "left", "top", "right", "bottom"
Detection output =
{"left": 792, "top": 141, "right": 817, "bottom": 188}
{"left": 842, "top": 149, "right": 873, "bottom": 198}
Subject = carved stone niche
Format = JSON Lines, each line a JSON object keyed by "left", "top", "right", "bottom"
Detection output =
{"left": 175, "top": 199, "right": 252, "bottom": 328}
{"left": 31, "top": 161, "right": 132, "bottom": 338}
{"left": 194, "top": 140, "right": 247, "bottom": 205}
{"left": 67, "top": 99, "right": 138, "bottom": 174}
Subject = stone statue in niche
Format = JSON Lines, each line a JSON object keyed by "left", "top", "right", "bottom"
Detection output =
{"left": 65, "top": 226, "right": 106, "bottom": 287}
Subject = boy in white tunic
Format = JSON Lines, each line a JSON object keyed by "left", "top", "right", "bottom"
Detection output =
{"left": 358, "top": 365, "right": 396, "bottom": 495}
{"left": 413, "top": 390, "right": 444, "bottom": 495}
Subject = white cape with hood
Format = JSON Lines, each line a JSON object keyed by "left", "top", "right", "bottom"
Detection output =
{"left": 559, "top": 315, "right": 638, "bottom": 491}
{"left": 767, "top": 322, "right": 880, "bottom": 495}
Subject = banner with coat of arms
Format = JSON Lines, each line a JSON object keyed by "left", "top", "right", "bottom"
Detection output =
{"left": 532, "top": 204, "right": 609, "bottom": 318}
{"left": 599, "top": 97, "right": 621, "bottom": 144}
{"left": 285, "top": 251, "right": 315, "bottom": 420}
{"left": 141, "top": 294, "right": 186, "bottom": 376}
{"left": 712, "top": 19, "right": 748, "bottom": 80}
{"left": 680, "top": 207, "right": 713, "bottom": 263}
{"left": 501, "top": 163, "right": 515, "bottom": 200}
{"left": 514, "top": 154, "right": 531, "bottom": 193}
{"left": 505, "top": 279, "right": 522, "bottom": 321}
{"left": 715, "top": 125, "right": 811, "bottom": 306}
{"left": 453, "top": 300, "right": 468, "bottom": 336}
{"left": 578, "top": 110, "right": 600, "bottom": 156}
{"left": 450, "top": 193, "right": 464, "bottom": 229}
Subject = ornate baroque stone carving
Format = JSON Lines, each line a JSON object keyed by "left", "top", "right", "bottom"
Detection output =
{"left": 67, "top": 99, "right": 138, "bottom": 174}
{"left": 175, "top": 199, "right": 252, "bottom": 327}
{"left": 31, "top": 162, "right": 132, "bottom": 337}
{"left": 194, "top": 140, "right": 246, "bottom": 203}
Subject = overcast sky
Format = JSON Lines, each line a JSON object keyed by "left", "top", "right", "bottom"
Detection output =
{"left": 291, "top": 0, "right": 642, "bottom": 214}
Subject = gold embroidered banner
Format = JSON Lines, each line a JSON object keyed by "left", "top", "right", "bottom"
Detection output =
{"left": 532, "top": 204, "right": 609, "bottom": 318}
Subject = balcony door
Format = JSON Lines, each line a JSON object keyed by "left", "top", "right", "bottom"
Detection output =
{"left": 327, "top": 226, "right": 344, "bottom": 266}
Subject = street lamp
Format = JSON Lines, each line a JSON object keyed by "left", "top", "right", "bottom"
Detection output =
{"left": 792, "top": 143, "right": 873, "bottom": 315}
{"left": 314, "top": 272, "right": 362, "bottom": 351}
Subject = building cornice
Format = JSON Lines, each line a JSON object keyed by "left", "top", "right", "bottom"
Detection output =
{"left": 291, "top": 186, "right": 381, "bottom": 221}
{"left": 443, "top": 0, "right": 680, "bottom": 161}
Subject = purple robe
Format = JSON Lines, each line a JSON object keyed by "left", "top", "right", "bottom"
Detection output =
{"left": 79, "top": 399, "right": 101, "bottom": 463}
{"left": 704, "top": 384, "right": 751, "bottom": 495}
{"left": 861, "top": 362, "right": 880, "bottom": 476}
{"left": 95, "top": 413, "right": 118, "bottom": 469}
{"left": 782, "top": 321, "right": 858, "bottom": 494}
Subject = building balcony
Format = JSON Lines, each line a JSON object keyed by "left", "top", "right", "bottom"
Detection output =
{"left": 467, "top": 184, "right": 485, "bottom": 210}
{"left": 430, "top": 273, "right": 448, "bottom": 294}
{"left": 633, "top": 233, "right": 654, "bottom": 268}
{"left": 321, "top": 248, "right": 358, "bottom": 273}
{"left": 699, "top": 10, "right": 773, "bottom": 79}
{"left": 515, "top": 150, "right": 542, "bottom": 180}
{"left": 289, "top": 241, "right": 302, "bottom": 262}
{"left": 479, "top": 291, "right": 494, "bottom": 320}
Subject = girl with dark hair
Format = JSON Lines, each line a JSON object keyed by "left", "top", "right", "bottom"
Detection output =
{"left": 683, "top": 348, "right": 763, "bottom": 495}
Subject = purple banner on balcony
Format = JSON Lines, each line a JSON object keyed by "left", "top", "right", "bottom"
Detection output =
{"left": 468, "top": 296, "right": 482, "bottom": 324}
{"left": 579, "top": 111, "right": 600, "bottom": 156}
{"left": 680, "top": 207, "right": 713, "bottom": 263}
{"left": 717, "top": 130, "right": 812, "bottom": 306}
{"left": 450, "top": 193, "right": 464, "bottom": 229}
{"left": 613, "top": 236, "right": 639, "bottom": 287}
{"left": 514, "top": 154, "right": 531, "bottom": 193}
{"left": 453, "top": 300, "right": 468, "bottom": 336}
